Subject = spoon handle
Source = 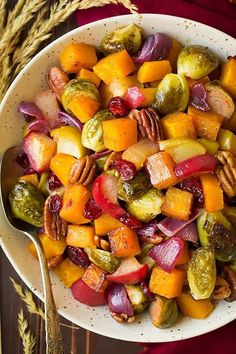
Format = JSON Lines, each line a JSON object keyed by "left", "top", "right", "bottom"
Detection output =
{"left": 31, "top": 234, "right": 64, "bottom": 354}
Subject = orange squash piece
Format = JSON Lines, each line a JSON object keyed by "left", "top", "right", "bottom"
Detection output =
{"left": 188, "top": 106, "right": 224, "bottom": 141}
{"left": 149, "top": 266, "right": 186, "bottom": 299}
{"left": 60, "top": 184, "right": 91, "bottom": 224}
{"left": 102, "top": 118, "right": 137, "bottom": 151}
{"left": 76, "top": 68, "right": 101, "bottom": 87}
{"left": 161, "top": 187, "right": 194, "bottom": 221}
{"left": 54, "top": 258, "right": 85, "bottom": 287}
{"left": 60, "top": 43, "right": 97, "bottom": 73}
{"left": 139, "top": 88, "right": 157, "bottom": 107}
{"left": 67, "top": 95, "right": 101, "bottom": 123}
{"left": 93, "top": 50, "right": 136, "bottom": 85}
{"left": 220, "top": 56, "right": 236, "bottom": 98}
{"left": 167, "top": 38, "right": 183, "bottom": 72}
{"left": 94, "top": 213, "right": 123, "bottom": 236}
{"left": 137, "top": 60, "right": 172, "bottom": 83}
{"left": 108, "top": 226, "right": 141, "bottom": 257}
{"left": 19, "top": 174, "right": 39, "bottom": 187}
{"left": 82, "top": 264, "right": 108, "bottom": 292}
{"left": 66, "top": 225, "right": 96, "bottom": 248}
{"left": 161, "top": 112, "right": 196, "bottom": 139}
{"left": 146, "top": 151, "right": 178, "bottom": 189}
{"left": 100, "top": 82, "right": 113, "bottom": 108}
{"left": 223, "top": 109, "right": 236, "bottom": 133}
{"left": 177, "top": 292, "right": 214, "bottom": 319}
{"left": 50, "top": 153, "right": 76, "bottom": 186}
{"left": 175, "top": 241, "right": 189, "bottom": 266}
{"left": 200, "top": 174, "right": 224, "bottom": 213}
{"left": 186, "top": 76, "right": 210, "bottom": 88}
{"left": 28, "top": 233, "right": 67, "bottom": 259}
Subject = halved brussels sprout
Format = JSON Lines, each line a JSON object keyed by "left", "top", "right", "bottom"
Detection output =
{"left": 149, "top": 295, "right": 178, "bottom": 328}
{"left": 81, "top": 110, "right": 114, "bottom": 152}
{"left": 125, "top": 284, "right": 149, "bottom": 314}
{"left": 137, "top": 244, "right": 156, "bottom": 270}
{"left": 38, "top": 172, "right": 50, "bottom": 197}
{"left": 85, "top": 248, "right": 121, "bottom": 273}
{"left": 197, "top": 210, "right": 236, "bottom": 261}
{"left": 153, "top": 73, "right": 189, "bottom": 115}
{"left": 205, "top": 83, "right": 235, "bottom": 120}
{"left": 187, "top": 247, "right": 216, "bottom": 300}
{"left": 9, "top": 180, "right": 45, "bottom": 227}
{"left": 100, "top": 24, "right": 142, "bottom": 55}
{"left": 126, "top": 188, "right": 163, "bottom": 222}
{"left": 177, "top": 45, "right": 219, "bottom": 80}
{"left": 118, "top": 171, "right": 151, "bottom": 202}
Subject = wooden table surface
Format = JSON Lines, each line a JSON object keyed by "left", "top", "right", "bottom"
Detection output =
{"left": 0, "top": 1, "right": 139, "bottom": 353}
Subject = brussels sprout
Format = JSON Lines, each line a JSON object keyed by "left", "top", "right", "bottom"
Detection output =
{"left": 137, "top": 244, "right": 156, "bottom": 270}
{"left": 229, "top": 259, "right": 236, "bottom": 272}
{"left": 9, "top": 180, "right": 45, "bottom": 227}
{"left": 62, "top": 79, "right": 100, "bottom": 113}
{"left": 187, "top": 247, "right": 216, "bottom": 300}
{"left": 177, "top": 45, "right": 219, "bottom": 80}
{"left": 85, "top": 248, "right": 121, "bottom": 273}
{"left": 149, "top": 295, "right": 178, "bottom": 328}
{"left": 125, "top": 284, "right": 149, "bottom": 314}
{"left": 118, "top": 171, "right": 151, "bottom": 202}
{"left": 206, "top": 83, "right": 235, "bottom": 120}
{"left": 126, "top": 188, "right": 163, "bottom": 222}
{"left": 81, "top": 110, "right": 114, "bottom": 152}
{"left": 153, "top": 73, "right": 189, "bottom": 115}
{"left": 100, "top": 24, "right": 142, "bottom": 55}
{"left": 197, "top": 211, "right": 236, "bottom": 261}
{"left": 38, "top": 172, "right": 50, "bottom": 197}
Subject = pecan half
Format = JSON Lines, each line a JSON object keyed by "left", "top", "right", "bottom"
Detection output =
{"left": 47, "top": 255, "right": 64, "bottom": 270}
{"left": 69, "top": 155, "right": 96, "bottom": 186}
{"left": 104, "top": 151, "right": 122, "bottom": 172}
{"left": 47, "top": 67, "right": 69, "bottom": 101}
{"left": 139, "top": 233, "right": 163, "bottom": 245}
{"left": 94, "top": 235, "right": 111, "bottom": 251}
{"left": 216, "top": 151, "right": 236, "bottom": 197}
{"left": 211, "top": 276, "right": 231, "bottom": 300}
{"left": 44, "top": 196, "right": 68, "bottom": 240}
{"left": 110, "top": 312, "right": 135, "bottom": 323}
{"left": 129, "top": 107, "right": 164, "bottom": 142}
{"left": 223, "top": 266, "right": 236, "bottom": 302}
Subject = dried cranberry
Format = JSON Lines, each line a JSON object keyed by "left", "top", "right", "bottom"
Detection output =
{"left": 48, "top": 194, "right": 62, "bottom": 213}
{"left": 16, "top": 152, "right": 29, "bottom": 169}
{"left": 118, "top": 212, "right": 142, "bottom": 229}
{"left": 83, "top": 199, "right": 102, "bottom": 220}
{"left": 108, "top": 96, "right": 130, "bottom": 117}
{"left": 180, "top": 178, "right": 204, "bottom": 207}
{"left": 48, "top": 171, "right": 62, "bottom": 191}
{"left": 67, "top": 246, "right": 90, "bottom": 268}
{"left": 114, "top": 159, "right": 137, "bottom": 180}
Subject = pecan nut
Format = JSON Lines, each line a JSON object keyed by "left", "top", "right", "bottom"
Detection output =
{"left": 139, "top": 233, "right": 163, "bottom": 245}
{"left": 216, "top": 151, "right": 236, "bottom": 197}
{"left": 47, "top": 255, "right": 64, "bottom": 270}
{"left": 211, "top": 276, "right": 231, "bottom": 300}
{"left": 223, "top": 266, "right": 236, "bottom": 302}
{"left": 104, "top": 151, "right": 122, "bottom": 172}
{"left": 110, "top": 312, "right": 135, "bottom": 323}
{"left": 69, "top": 155, "right": 96, "bottom": 186}
{"left": 44, "top": 196, "right": 68, "bottom": 240}
{"left": 47, "top": 67, "right": 69, "bottom": 101}
{"left": 129, "top": 107, "right": 164, "bottom": 142}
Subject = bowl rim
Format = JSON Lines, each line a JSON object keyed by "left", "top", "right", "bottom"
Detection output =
{"left": 0, "top": 13, "right": 235, "bottom": 342}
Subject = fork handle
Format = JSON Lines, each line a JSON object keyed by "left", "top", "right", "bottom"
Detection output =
{"left": 30, "top": 234, "right": 64, "bottom": 354}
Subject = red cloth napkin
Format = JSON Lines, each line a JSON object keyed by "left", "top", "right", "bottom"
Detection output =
{"left": 75, "top": 1, "right": 236, "bottom": 353}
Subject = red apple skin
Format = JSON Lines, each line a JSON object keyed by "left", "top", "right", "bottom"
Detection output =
{"left": 107, "top": 263, "right": 148, "bottom": 285}
{"left": 23, "top": 131, "right": 56, "bottom": 172}
{"left": 71, "top": 279, "right": 107, "bottom": 307}
{"left": 174, "top": 153, "right": 217, "bottom": 179}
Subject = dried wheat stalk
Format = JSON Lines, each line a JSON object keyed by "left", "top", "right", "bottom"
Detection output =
{"left": 18, "top": 309, "right": 36, "bottom": 354}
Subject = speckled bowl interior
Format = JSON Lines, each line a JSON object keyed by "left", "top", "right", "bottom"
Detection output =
{"left": 0, "top": 14, "right": 235, "bottom": 342}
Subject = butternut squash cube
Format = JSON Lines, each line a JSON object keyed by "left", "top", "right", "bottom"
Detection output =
{"left": 139, "top": 88, "right": 157, "bottom": 107}
{"left": 54, "top": 258, "right": 85, "bottom": 287}
{"left": 161, "top": 112, "right": 196, "bottom": 139}
{"left": 200, "top": 174, "right": 224, "bottom": 212}
{"left": 82, "top": 264, "right": 108, "bottom": 292}
{"left": 19, "top": 174, "right": 39, "bottom": 187}
{"left": 93, "top": 50, "right": 136, "bottom": 85}
{"left": 108, "top": 226, "right": 141, "bottom": 257}
{"left": 76, "top": 68, "right": 101, "bottom": 87}
{"left": 167, "top": 38, "right": 183, "bottom": 72}
{"left": 66, "top": 225, "right": 96, "bottom": 248}
{"left": 137, "top": 60, "right": 172, "bottom": 83}
{"left": 161, "top": 187, "right": 194, "bottom": 221}
{"left": 28, "top": 233, "right": 67, "bottom": 259}
{"left": 60, "top": 184, "right": 91, "bottom": 224}
{"left": 177, "top": 292, "right": 214, "bottom": 319}
{"left": 220, "top": 57, "right": 236, "bottom": 98}
{"left": 67, "top": 95, "right": 101, "bottom": 123}
{"left": 94, "top": 213, "right": 123, "bottom": 236}
{"left": 50, "top": 153, "right": 76, "bottom": 186}
{"left": 60, "top": 43, "right": 97, "bottom": 73}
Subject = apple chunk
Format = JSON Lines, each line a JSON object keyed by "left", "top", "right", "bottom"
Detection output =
{"left": 23, "top": 132, "right": 56, "bottom": 172}
{"left": 71, "top": 279, "right": 107, "bottom": 306}
{"left": 107, "top": 257, "right": 148, "bottom": 284}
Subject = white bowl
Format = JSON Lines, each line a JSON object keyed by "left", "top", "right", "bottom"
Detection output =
{"left": 0, "top": 14, "right": 235, "bottom": 343}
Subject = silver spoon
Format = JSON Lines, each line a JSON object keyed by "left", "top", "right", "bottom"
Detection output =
{"left": 0, "top": 146, "right": 64, "bottom": 354}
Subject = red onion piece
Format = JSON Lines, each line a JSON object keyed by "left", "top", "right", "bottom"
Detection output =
{"left": 124, "top": 86, "right": 146, "bottom": 108}
{"left": 137, "top": 220, "right": 159, "bottom": 237}
{"left": 58, "top": 111, "right": 83, "bottom": 131}
{"left": 18, "top": 102, "right": 44, "bottom": 121}
{"left": 149, "top": 237, "right": 184, "bottom": 273}
{"left": 140, "top": 281, "right": 155, "bottom": 302}
{"left": 25, "top": 119, "right": 50, "bottom": 135}
{"left": 175, "top": 222, "right": 199, "bottom": 243}
{"left": 108, "top": 283, "right": 134, "bottom": 316}
{"left": 190, "top": 83, "right": 210, "bottom": 111}
{"left": 134, "top": 32, "right": 172, "bottom": 64}
{"left": 157, "top": 209, "right": 200, "bottom": 237}
{"left": 90, "top": 149, "right": 112, "bottom": 160}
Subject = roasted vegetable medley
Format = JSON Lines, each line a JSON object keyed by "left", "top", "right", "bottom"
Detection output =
{"left": 10, "top": 24, "right": 236, "bottom": 328}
